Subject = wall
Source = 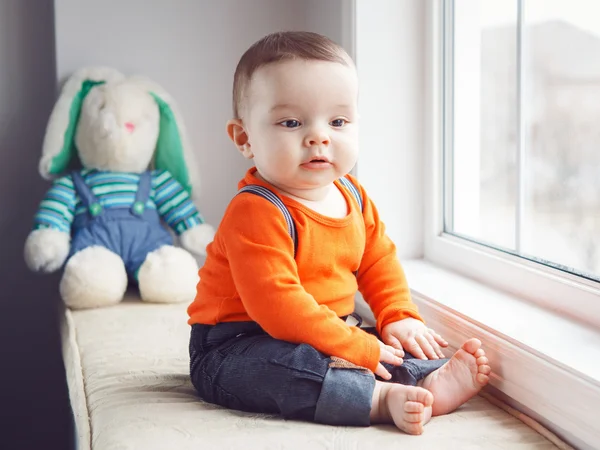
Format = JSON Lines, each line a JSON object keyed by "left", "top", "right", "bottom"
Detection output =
{"left": 0, "top": 0, "right": 74, "bottom": 448}
{"left": 304, "top": 0, "right": 355, "bottom": 58}
{"left": 355, "top": 0, "right": 425, "bottom": 258}
{"left": 54, "top": 0, "right": 309, "bottom": 227}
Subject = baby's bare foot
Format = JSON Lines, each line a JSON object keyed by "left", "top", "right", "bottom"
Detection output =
{"left": 370, "top": 381, "right": 434, "bottom": 435}
{"left": 421, "top": 338, "right": 491, "bottom": 416}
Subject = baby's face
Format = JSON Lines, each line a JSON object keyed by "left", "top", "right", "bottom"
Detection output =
{"left": 241, "top": 59, "right": 359, "bottom": 194}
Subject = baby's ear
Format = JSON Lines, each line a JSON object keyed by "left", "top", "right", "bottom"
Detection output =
{"left": 226, "top": 119, "right": 253, "bottom": 159}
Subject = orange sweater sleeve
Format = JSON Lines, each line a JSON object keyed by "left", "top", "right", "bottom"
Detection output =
{"left": 220, "top": 194, "right": 381, "bottom": 372}
{"left": 350, "top": 176, "right": 424, "bottom": 335}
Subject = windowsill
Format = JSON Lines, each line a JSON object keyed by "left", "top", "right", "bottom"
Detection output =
{"left": 355, "top": 258, "right": 600, "bottom": 449}
{"left": 404, "top": 259, "right": 600, "bottom": 384}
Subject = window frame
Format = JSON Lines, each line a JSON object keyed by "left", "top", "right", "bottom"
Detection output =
{"left": 423, "top": 0, "right": 600, "bottom": 329}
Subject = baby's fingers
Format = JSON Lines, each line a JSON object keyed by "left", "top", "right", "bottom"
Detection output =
{"left": 383, "top": 335, "right": 405, "bottom": 357}
{"left": 379, "top": 339, "right": 404, "bottom": 359}
{"left": 404, "top": 337, "right": 427, "bottom": 360}
{"left": 415, "top": 335, "right": 438, "bottom": 360}
{"left": 379, "top": 346, "right": 404, "bottom": 367}
{"left": 429, "top": 328, "right": 449, "bottom": 347}
{"left": 425, "top": 333, "right": 445, "bottom": 359}
{"left": 375, "top": 363, "right": 392, "bottom": 380}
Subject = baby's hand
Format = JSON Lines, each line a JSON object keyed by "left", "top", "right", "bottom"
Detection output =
{"left": 381, "top": 318, "right": 448, "bottom": 360}
{"left": 375, "top": 340, "right": 405, "bottom": 380}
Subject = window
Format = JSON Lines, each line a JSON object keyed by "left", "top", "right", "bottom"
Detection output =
{"left": 425, "top": 0, "right": 600, "bottom": 327}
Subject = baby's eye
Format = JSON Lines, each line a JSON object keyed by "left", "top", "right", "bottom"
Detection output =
{"left": 279, "top": 120, "right": 301, "bottom": 128}
{"left": 330, "top": 119, "right": 347, "bottom": 127}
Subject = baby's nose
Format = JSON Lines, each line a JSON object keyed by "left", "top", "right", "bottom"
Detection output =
{"left": 124, "top": 122, "right": 136, "bottom": 133}
{"left": 305, "top": 131, "right": 330, "bottom": 147}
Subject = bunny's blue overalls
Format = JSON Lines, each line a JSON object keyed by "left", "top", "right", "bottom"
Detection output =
{"left": 67, "top": 170, "right": 174, "bottom": 279}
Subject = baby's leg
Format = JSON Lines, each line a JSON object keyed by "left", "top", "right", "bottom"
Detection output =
{"left": 421, "top": 338, "right": 491, "bottom": 416}
{"left": 190, "top": 322, "right": 440, "bottom": 435}
{"left": 190, "top": 322, "right": 375, "bottom": 426}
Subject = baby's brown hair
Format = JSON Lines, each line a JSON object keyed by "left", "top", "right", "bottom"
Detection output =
{"left": 232, "top": 31, "right": 353, "bottom": 118}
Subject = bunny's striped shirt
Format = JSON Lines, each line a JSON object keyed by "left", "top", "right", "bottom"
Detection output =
{"left": 33, "top": 169, "right": 205, "bottom": 234}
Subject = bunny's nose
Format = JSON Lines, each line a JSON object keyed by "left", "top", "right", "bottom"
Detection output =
{"left": 124, "top": 122, "right": 135, "bottom": 133}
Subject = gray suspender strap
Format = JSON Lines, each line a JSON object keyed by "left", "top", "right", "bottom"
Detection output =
{"left": 237, "top": 185, "right": 299, "bottom": 256}
{"left": 237, "top": 177, "right": 363, "bottom": 258}
{"left": 337, "top": 176, "right": 363, "bottom": 212}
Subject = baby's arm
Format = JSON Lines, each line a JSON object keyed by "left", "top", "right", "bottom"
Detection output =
{"left": 351, "top": 175, "right": 447, "bottom": 358}
{"left": 221, "top": 193, "right": 384, "bottom": 373}
{"left": 351, "top": 175, "right": 421, "bottom": 329}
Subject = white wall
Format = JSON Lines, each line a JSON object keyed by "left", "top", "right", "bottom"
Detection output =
{"left": 355, "top": 0, "right": 425, "bottom": 259}
{"left": 54, "top": 0, "right": 307, "bottom": 227}
{"left": 304, "top": 0, "right": 355, "bottom": 58}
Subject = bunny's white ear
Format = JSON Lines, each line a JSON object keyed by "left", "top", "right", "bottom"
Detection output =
{"left": 128, "top": 75, "right": 202, "bottom": 201}
{"left": 39, "top": 66, "right": 125, "bottom": 179}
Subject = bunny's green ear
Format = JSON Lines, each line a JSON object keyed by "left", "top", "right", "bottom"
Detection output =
{"left": 46, "top": 79, "right": 105, "bottom": 175}
{"left": 39, "top": 67, "right": 125, "bottom": 179}
{"left": 150, "top": 92, "right": 192, "bottom": 194}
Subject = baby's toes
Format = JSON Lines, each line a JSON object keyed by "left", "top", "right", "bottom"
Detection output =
{"left": 404, "top": 411, "right": 424, "bottom": 423}
{"left": 407, "top": 387, "right": 434, "bottom": 407}
{"left": 477, "top": 359, "right": 491, "bottom": 375}
{"left": 461, "top": 338, "right": 482, "bottom": 355}
{"left": 402, "top": 421, "right": 424, "bottom": 435}
{"left": 476, "top": 373, "right": 490, "bottom": 385}
{"left": 404, "top": 401, "right": 424, "bottom": 413}
{"left": 474, "top": 348, "right": 486, "bottom": 358}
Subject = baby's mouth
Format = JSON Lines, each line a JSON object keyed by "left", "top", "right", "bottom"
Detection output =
{"left": 301, "top": 158, "right": 332, "bottom": 169}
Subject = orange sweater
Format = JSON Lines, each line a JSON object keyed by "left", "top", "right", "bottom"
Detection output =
{"left": 187, "top": 167, "right": 423, "bottom": 372}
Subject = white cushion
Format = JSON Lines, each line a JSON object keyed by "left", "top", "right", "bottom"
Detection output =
{"left": 62, "top": 297, "right": 564, "bottom": 450}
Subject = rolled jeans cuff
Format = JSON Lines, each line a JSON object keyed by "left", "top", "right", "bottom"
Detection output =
{"left": 313, "top": 366, "right": 375, "bottom": 427}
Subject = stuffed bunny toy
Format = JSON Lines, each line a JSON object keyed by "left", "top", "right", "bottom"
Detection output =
{"left": 24, "top": 66, "right": 215, "bottom": 310}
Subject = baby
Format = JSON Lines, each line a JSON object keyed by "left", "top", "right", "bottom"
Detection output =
{"left": 187, "top": 31, "right": 491, "bottom": 435}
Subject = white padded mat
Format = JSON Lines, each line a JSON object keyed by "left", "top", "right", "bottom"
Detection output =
{"left": 62, "top": 298, "right": 568, "bottom": 450}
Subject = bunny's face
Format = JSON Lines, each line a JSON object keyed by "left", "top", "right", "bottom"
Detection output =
{"left": 75, "top": 81, "right": 160, "bottom": 173}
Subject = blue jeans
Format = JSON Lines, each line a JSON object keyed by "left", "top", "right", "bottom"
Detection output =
{"left": 189, "top": 320, "right": 448, "bottom": 426}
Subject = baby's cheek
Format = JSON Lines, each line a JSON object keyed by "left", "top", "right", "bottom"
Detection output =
{"left": 269, "top": 140, "right": 296, "bottom": 164}
{"left": 342, "top": 134, "right": 360, "bottom": 153}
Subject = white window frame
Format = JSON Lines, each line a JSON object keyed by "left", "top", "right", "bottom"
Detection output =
{"left": 423, "top": 0, "right": 600, "bottom": 329}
